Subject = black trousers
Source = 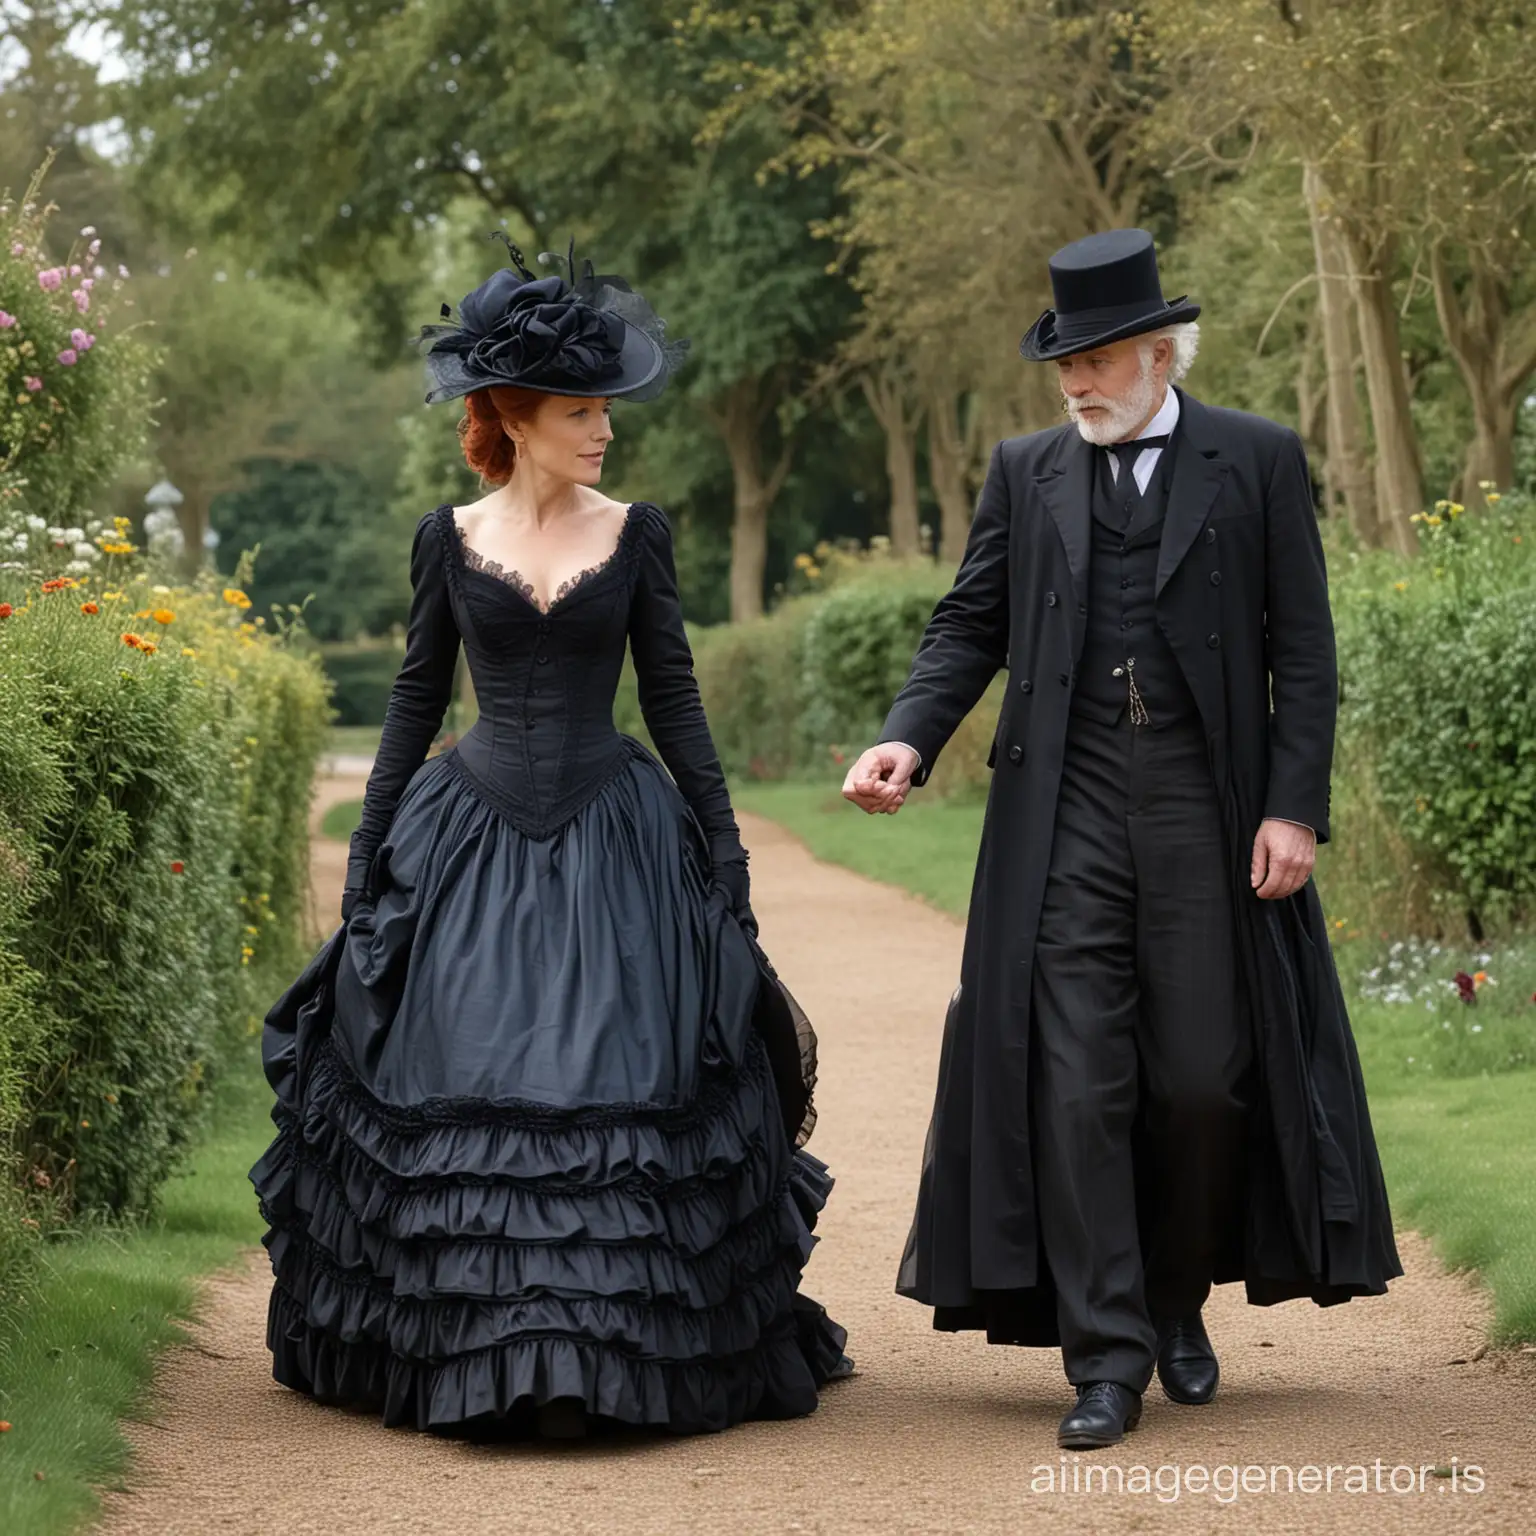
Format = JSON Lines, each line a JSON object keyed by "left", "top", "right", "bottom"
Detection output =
{"left": 1031, "top": 711, "right": 1252, "bottom": 1392}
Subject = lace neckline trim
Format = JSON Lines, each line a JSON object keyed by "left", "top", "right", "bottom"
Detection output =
{"left": 447, "top": 503, "right": 639, "bottom": 614}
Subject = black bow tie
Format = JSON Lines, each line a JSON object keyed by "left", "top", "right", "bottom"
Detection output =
{"left": 1107, "top": 433, "right": 1170, "bottom": 478}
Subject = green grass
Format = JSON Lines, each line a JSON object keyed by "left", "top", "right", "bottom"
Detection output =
{"left": 0, "top": 1038, "right": 274, "bottom": 1535}
{"left": 733, "top": 781, "right": 985, "bottom": 917}
{"left": 739, "top": 776, "right": 1536, "bottom": 1345}
{"left": 320, "top": 797, "right": 364, "bottom": 843}
{"left": 327, "top": 724, "right": 382, "bottom": 757}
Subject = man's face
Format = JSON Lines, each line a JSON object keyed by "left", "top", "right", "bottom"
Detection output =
{"left": 1056, "top": 335, "right": 1171, "bottom": 445}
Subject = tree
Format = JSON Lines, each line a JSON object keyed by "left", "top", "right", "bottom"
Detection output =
{"left": 697, "top": 0, "right": 1171, "bottom": 552}
{"left": 109, "top": 0, "right": 857, "bottom": 619}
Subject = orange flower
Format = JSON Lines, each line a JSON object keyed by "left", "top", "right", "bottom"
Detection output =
{"left": 170, "top": 859, "right": 184, "bottom": 874}
{"left": 121, "top": 632, "right": 143, "bottom": 649}
{"left": 0, "top": 1421, "right": 11, "bottom": 1432}
{"left": 41, "top": 577, "right": 76, "bottom": 593}
{"left": 140, "top": 639, "right": 158, "bottom": 655}
{"left": 151, "top": 607, "right": 175, "bottom": 625}
{"left": 80, "top": 600, "right": 99, "bottom": 615}
{"left": 0, "top": 603, "right": 11, "bottom": 619}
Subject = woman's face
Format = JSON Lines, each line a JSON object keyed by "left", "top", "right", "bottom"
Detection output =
{"left": 511, "top": 394, "right": 615, "bottom": 485}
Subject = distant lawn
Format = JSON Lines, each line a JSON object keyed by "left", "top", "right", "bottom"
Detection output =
{"left": 327, "top": 725, "right": 382, "bottom": 757}
{"left": 0, "top": 1042, "right": 273, "bottom": 1536}
{"left": 320, "top": 797, "right": 364, "bottom": 843}
{"left": 738, "top": 776, "right": 1536, "bottom": 1345}
{"left": 733, "top": 781, "right": 985, "bottom": 918}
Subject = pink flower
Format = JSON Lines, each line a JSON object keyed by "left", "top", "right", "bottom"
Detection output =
{"left": 71, "top": 328, "right": 94, "bottom": 351}
{"left": 118, "top": 264, "right": 130, "bottom": 279}
{"left": 24, "top": 376, "right": 42, "bottom": 392}
{"left": 69, "top": 263, "right": 82, "bottom": 277}
{"left": 87, "top": 239, "right": 102, "bottom": 256}
{"left": 0, "top": 310, "right": 15, "bottom": 329}
{"left": 81, "top": 276, "right": 95, "bottom": 291}
{"left": 57, "top": 348, "right": 77, "bottom": 366}
{"left": 73, "top": 289, "right": 90, "bottom": 314}
{"left": 10, "top": 242, "right": 24, "bottom": 256}
{"left": 37, "top": 267, "right": 63, "bottom": 292}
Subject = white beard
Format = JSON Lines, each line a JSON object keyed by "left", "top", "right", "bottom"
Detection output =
{"left": 1065, "top": 360, "right": 1161, "bottom": 446}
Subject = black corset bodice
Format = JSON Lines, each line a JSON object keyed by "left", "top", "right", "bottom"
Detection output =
{"left": 346, "top": 501, "right": 742, "bottom": 892}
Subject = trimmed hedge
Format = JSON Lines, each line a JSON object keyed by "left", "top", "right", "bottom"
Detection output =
{"left": 0, "top": 561, "right": 329, "bottom": 1350}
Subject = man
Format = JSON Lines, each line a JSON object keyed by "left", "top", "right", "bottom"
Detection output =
{"left": 843, "top": 230, "right": 1401, "bottom": 1451}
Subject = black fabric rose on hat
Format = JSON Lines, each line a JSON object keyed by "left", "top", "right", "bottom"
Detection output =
{"left": 455, "top": 273, "right": 626, "bottom": 389}
{"left": 419, "top": 233, "right": 685, "bottom": 406}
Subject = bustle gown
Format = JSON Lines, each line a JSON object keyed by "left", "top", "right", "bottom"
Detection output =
{"left": 251, "top": 501, "right": 848, "bottom": 1434}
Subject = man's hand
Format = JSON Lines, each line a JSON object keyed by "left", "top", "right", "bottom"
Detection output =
{"left": 842, "top": 743, "right": 921, "bottom": 815}
{"left": 1250, "top": 818, "right": 1316, "bottom": 900}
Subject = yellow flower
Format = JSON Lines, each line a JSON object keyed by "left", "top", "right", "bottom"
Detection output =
{"left": 804, "top": 563, "right": 822, "bottom": 581}
{"left": 96, "top": 539, "right": 136, "bottom": 555}
{"left": 181, "top": 646, "right": 197, "bottom": 657}
{"left": 222, "top": 587, "right": 252, "bottom": 610}
{"left": 113, "top": 515, "right": 131, "bottom": 531}
{"left": 1393, "top": 580, "right": 1408, "bottom": 592}
{"left": 1448, "top": 502, "right": 1465, "bottom": 519}
{"left": 793, "top": 552, "right": 813, "bottom": 570}
{"left": 1486, "top": 492, "right": 1502, "bottom": 504}
{"left": 101, "top": 590, "right": 123, "bottom": 601}
{"left": 151, "top": 608, "right": 175, "bottom": 625}
{"left": 1426, "top": 515, "right": 1443, "bottom": 527}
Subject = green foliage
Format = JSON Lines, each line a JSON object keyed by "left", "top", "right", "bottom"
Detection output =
{"left": 320, "top": 640, "right": 406, "bottom": 728}
{"left": 1334, "top": 490, "right": 1536, "bottom": 934}
{"left": 0, "top": 166, "right": 159, "bottom": 522}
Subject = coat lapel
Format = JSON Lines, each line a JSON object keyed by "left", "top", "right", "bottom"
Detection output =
{"left": 1034, "top": 430, "right": 1094, "bottom": 604}
{"left": 1156, "top": 390, "right": 1231, "bottom": 597}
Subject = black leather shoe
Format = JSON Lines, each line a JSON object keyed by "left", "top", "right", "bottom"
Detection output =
{"left": 1057, "top": 1382, "right": 1142, "bottom": 1450}
{"left": 1156, "top": 1312, "right": 1220, "bottom": 1405}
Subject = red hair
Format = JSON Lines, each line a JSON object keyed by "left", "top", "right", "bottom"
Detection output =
{"left": 458, "top": 386, "right": 545, "bottom": 484}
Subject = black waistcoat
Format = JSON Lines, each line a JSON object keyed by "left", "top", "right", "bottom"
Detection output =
{"left": 1070, "top": 441, "right": 1199, "bottom": 728}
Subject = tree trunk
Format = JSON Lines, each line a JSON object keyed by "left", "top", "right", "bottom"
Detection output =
{"left": 1304, "top": 164, "right": 1379, "bottom": 543}
{"left": 927, "top": 387, "right": 979, "bottom": 564}
{"left": 860, "top": 368, "right": 924, "bottom": 556}
{"left": 1344, "top": 233, "right": 1422, "bottom": 555}
{"left": 1430, "top": 243, "right": 1536, "bottom": 505}
{"left": 706, "top": 375, "right": 794, "bottom": 624}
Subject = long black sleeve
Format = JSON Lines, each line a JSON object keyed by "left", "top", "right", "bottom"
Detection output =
{"left": 1262, "top": 430, "right": 1337, "bottom": 841}
{"left": 345, "top": 510, "right": 461, "bottom": 893}
{"left": 878, "top": 441, "right": 1012, "bottom": 785}
{"left": 627, "top": 504, "right": 743, "bottom": 866}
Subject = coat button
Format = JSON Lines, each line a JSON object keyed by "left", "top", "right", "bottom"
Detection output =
{"left": 1058, "top": 672, "right": 1070, "bottom": 686}
{"left": 1019, "top": 679, "right": 1033, "bottom": 694}
{"left": 536, "top": 654, "right": 550, "bottom": 665}
{"left": 1205, "top": 527, "right": 1217, "bottom": 544}
{"left": 1207, "top": 633, "right": 1221, "bottom": 649}
{"left": 1046, "top": 592, "right": 1058, "bottom": 607}
{"left": 1008, "top": 744, "right": 1023, "bottom": 765}
{"left": 1210, "top": 571, "right": 1222, "bottom": 586}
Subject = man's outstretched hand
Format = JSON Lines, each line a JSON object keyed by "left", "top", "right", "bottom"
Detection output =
{"left": 842, "top": 743, "right": 921, "bottom": 815}
{"left": 1250, "top": 817, "right": 1316, "bottom": 900}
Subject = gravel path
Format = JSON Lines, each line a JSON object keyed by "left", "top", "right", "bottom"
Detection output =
{"left": 96, "top": 776, "right": 1536, "bottom": 1534}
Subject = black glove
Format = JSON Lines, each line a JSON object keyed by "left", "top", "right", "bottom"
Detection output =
{"left": 711, "top": 855, "right": 757, "bottom": 936}
{"left": 340, "top": 886, "right": 366, "bottom": 922}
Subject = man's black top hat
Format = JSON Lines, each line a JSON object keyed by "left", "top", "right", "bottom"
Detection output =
{"left": 1019, "top": 229, "right": 1200, "bottom": 363}
{"left": 419, "top": 233, "right": 689, "bottom": 405}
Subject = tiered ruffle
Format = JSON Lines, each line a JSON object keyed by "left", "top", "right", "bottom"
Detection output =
{"left": 252, "top": 1035, "right": 846, "bottom": 1434}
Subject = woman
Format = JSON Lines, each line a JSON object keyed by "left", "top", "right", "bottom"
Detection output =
{"left": 252, "top": 239, "right": 849, "bottom": 1439}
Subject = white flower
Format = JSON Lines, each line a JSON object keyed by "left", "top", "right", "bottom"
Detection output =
{"left": 12, "top": 533, "right": 28, "bottom": 552}
{"left": 46, "top": 525, "right": 65, "bottom": 540}
{"left": 63, "top": 526, "right": 84, "bottom": 541}
{"left": 72, "top": 540, "right": 96, "bottom": 559}
{"left": 65, "top": 558, "right": 91, "bottom": 574}
{"left": 25, "top": 514, "right": 46, "bottom": 530}
{"left": 151, "top": 583, "right": 172, "bottom": 595}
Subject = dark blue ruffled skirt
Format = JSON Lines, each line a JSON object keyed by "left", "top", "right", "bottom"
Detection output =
{"left": 252, "top": 746, "right": 847, "bottom": 1434}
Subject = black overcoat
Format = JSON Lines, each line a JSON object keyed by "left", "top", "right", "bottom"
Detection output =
{"left": 880, "top": 389, "right": 1402, "bottom": 1342}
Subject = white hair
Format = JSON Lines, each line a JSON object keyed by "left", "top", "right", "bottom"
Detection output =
{"left": 1141, "top": 321, "right": 1200, "bottom": 384}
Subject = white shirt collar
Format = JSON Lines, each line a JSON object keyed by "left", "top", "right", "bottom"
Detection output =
{"left": 1133, "top": 385, "right": 1180, "bottom": 442}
